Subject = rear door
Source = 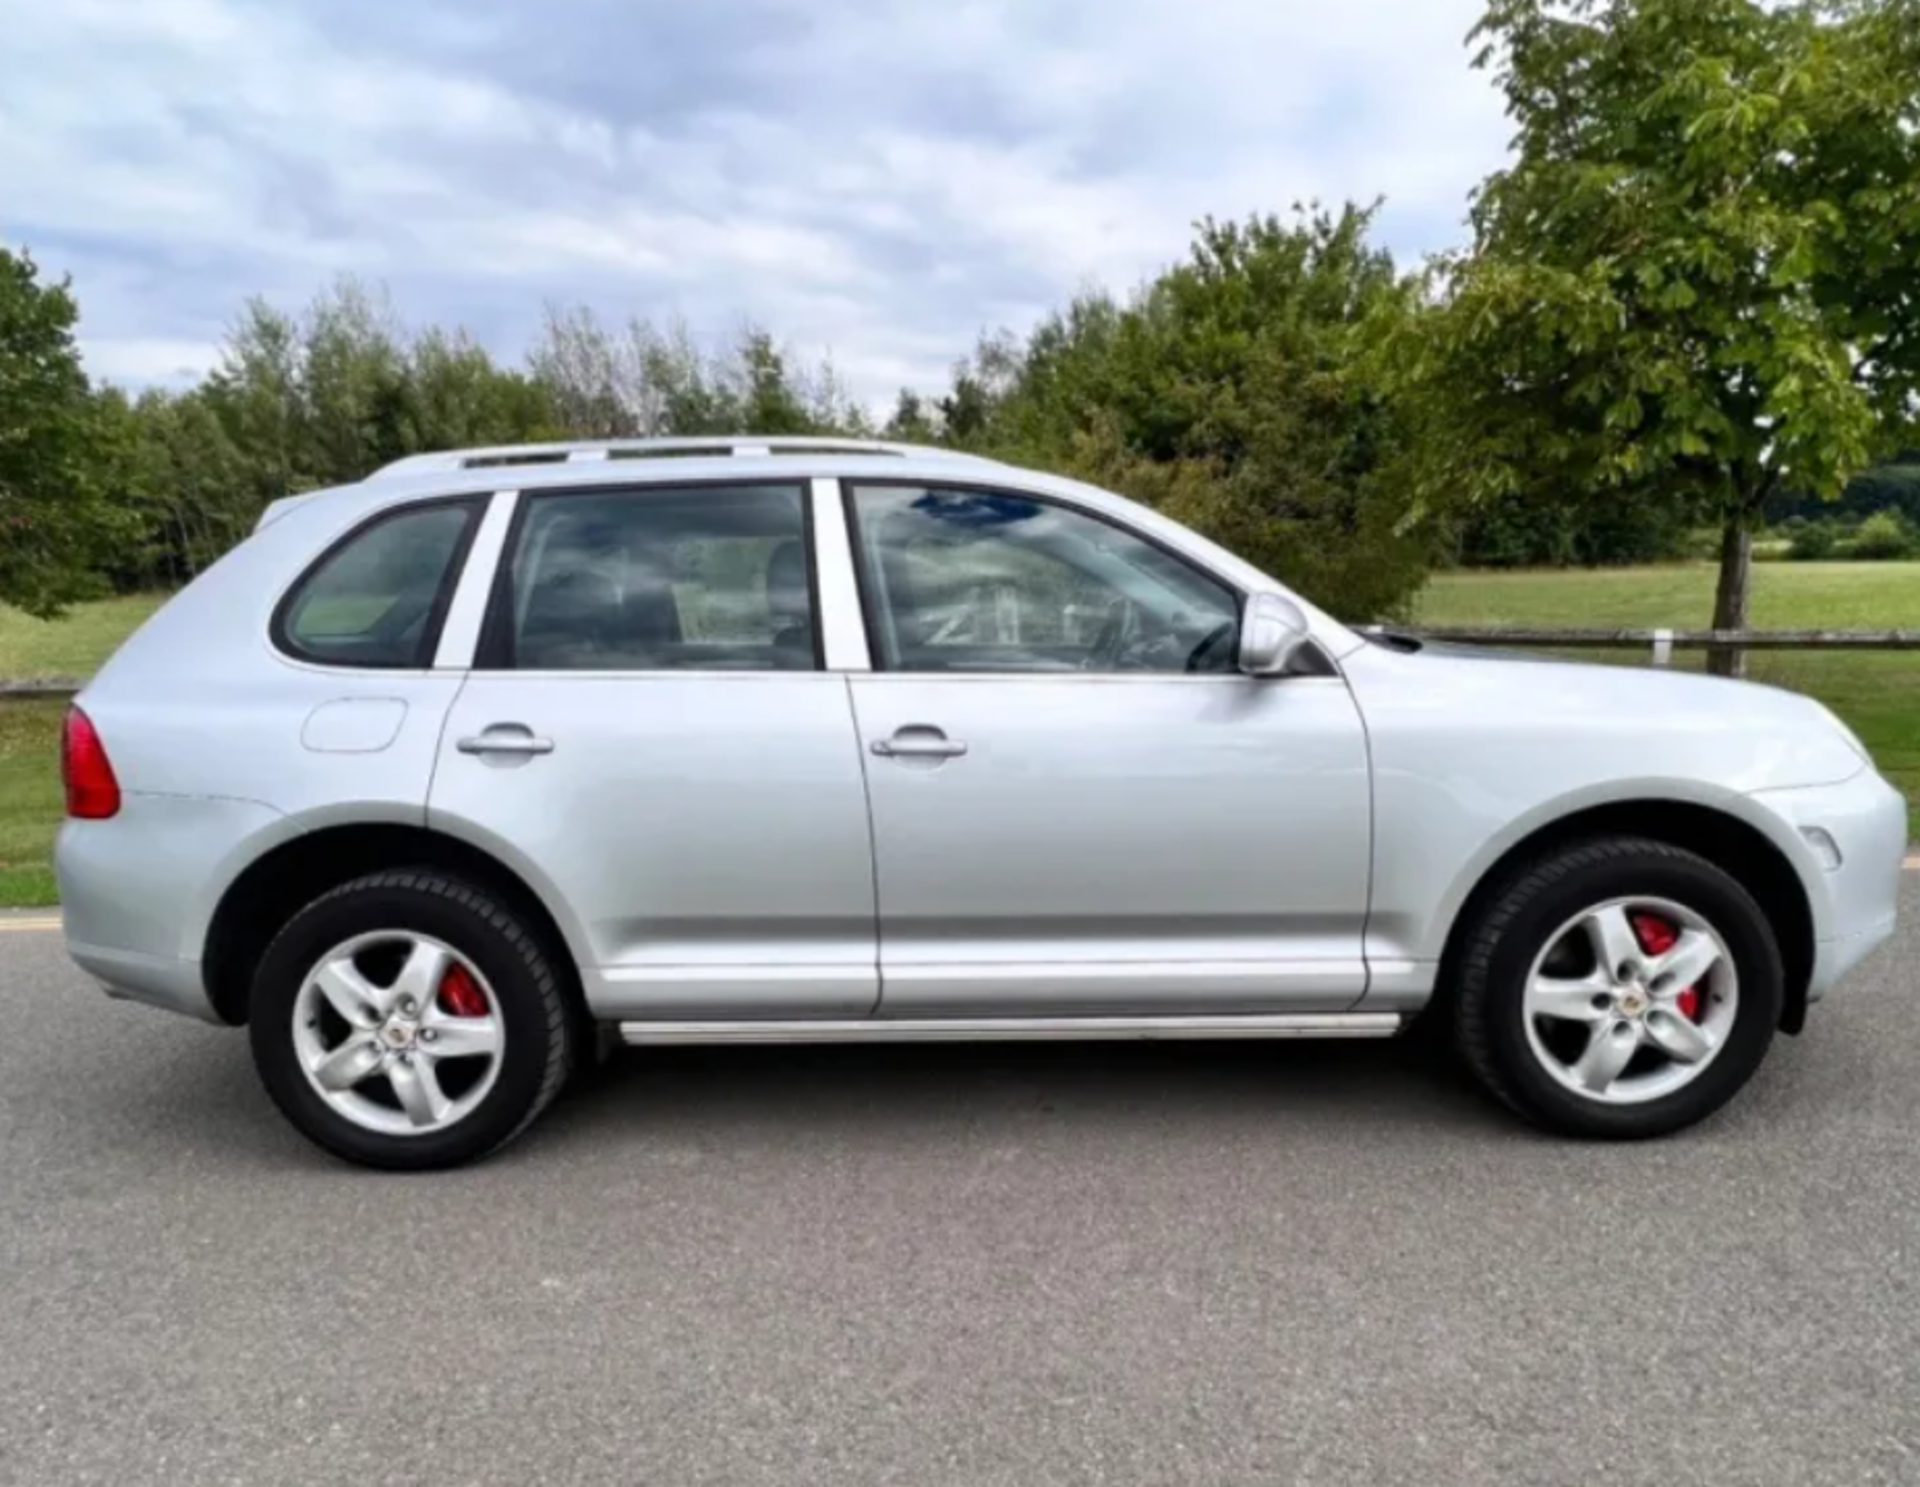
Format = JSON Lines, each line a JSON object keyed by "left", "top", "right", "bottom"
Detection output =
{"left": 427, "top": 480, "right": 878, "bottom": 1019}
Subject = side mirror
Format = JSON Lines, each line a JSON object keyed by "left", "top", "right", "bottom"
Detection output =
{"left": 1236, "top": 592, "right": 1311, "bottom": 676}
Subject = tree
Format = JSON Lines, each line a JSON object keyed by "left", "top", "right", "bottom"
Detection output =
{"left": 0, "top": 247, "right": 129, "bottom": 615}
{"left": 1379, "top": 0, "right": 1920, "bottom": 673}
{"left": 926, "top": 205, "right": 1437, "bottom": 621}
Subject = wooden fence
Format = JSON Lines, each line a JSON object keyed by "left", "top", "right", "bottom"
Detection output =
{"left": 1364, "top": 626, "right": 1920, "bottom": 667}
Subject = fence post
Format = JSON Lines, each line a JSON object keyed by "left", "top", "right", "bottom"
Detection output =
{"left": 1650, "top": 628, "right": 1673, "bottom": 668}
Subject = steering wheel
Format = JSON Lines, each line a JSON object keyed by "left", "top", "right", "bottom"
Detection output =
{"left": 1184, "top": 619, "right": 1237, "bottom": 673}
{"left": 1086, "top": 598, "right": 1140, "bottom": 670}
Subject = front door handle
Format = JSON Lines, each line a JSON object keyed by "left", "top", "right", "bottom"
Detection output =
{"left": 457, "top": 726, "right": 555, "bottom": 757}
{"left": 872, "top": 727, "right": 968, "bottom": 760}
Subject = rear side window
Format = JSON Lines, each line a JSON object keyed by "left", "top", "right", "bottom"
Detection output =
{"left": 275, "top": 500, "right": 480, "bottom": 668}
{"left": 489, "top": 483, "right": 817, "bottom": 671}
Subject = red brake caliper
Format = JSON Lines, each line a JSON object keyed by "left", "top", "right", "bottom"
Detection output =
{"left": 438, "top": 963, "right": 488, "bottom": 1018}
{"left": 1629, "top": 912, "right": 1701, "bottom": 1021}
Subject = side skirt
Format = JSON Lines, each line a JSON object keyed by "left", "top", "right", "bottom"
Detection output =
{"left": 618, "top": 1012, "right": 1402, "bottom": 1046}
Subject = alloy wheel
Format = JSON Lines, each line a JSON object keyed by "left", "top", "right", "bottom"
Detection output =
{"left": 291, "top": 931, "right": 505, "bottom": 1137}
{"left": 1521, "top": 896, "right": 1738, "bottom": 1106}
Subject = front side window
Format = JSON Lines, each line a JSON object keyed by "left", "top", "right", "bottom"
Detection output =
{"left": 276, "top": 499, "right": 479, "bottom": 668}
{"left": 846, "top": 485, "right": 1241, "bottom": 674}
{"left": 496, "top": 483, "right": 817, "bottom": 671}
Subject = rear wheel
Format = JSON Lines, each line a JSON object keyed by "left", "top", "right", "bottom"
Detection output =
{"left": 248, "top": 870, "right": 574, "bottom": 1170}
{"left": 1454, "top": 837, "right": 1783, "bottom": 1139}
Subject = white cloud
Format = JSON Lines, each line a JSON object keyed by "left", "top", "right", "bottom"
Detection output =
{"left": 0, "top": 0, "right": 1512, "bottom": 408}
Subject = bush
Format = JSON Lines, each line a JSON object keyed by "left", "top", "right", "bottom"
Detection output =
{"left": 1850, "top": 511, "right": 1914, "bottom": 561}
{"left": 1788, "top": 522, "right": 1839, "bottom": 561}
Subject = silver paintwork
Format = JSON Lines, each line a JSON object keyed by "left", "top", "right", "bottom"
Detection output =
{"left": 57, "top": 438, "right": 1906, "bottom": 1084}
{"left": 617, "top": 1012, "right": 1403, "bottom": 1044}
{"left": 293, "top": 931, "right": 504, "bottom": 1136}
{"left": 1521, "top": 897, "right": 1737, "bottom": 1105}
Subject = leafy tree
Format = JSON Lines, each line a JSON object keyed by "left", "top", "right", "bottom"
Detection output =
{"left": 928, "top": 205, "right": 1436, "bottom": 620}
{"left": 95, "top": 385, "right": 252, "bottom": 591}
{"left": 1378, "top": 0, "right": 1920, "bottom": 672}
{"left": 0, "top": 247, "right": 129, "bottom": 615}
{"left": 529, "top": 306, "right": 869, "bottom": 440}
{"left": 881, "top": 389, "right": 939, "bottom": 442}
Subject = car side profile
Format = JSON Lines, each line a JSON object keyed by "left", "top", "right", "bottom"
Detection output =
{"left": 56, "top": 437, "right": 1906, "bottom": 1169}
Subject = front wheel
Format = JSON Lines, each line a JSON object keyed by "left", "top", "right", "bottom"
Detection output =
{"left": 248, "top": 871, "right": 575, "bottom": 1170}
{"left": 1453, "top": 837, "right": 1784, "bottom": 1139}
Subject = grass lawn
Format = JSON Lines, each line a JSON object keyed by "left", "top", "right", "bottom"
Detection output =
{"left": 0, "top": 700, "right": 62, "bottom": 906}
{"left": 0, "top": 594, "right": 167, "bottom": 678}
{"left": 0, "top": 566, "right": 1915, "bottom": 906}
{"left": 1417, "top": 561, "right": 1920, "bottom": 832}
{"left": 0, "top": 596, "right": 165, "bottom": 907}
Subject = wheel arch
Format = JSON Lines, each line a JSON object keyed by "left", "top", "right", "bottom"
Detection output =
{"left": 202, "top": 821, "right": 590, "bottom": 1027}
{"left": 1429, "top": 798, "right": 1819, "bottom": 1036}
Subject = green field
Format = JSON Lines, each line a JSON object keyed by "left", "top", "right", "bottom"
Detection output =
{"left": 0, "top": 596, "right": 166, "bottom": 905}
{"left": 1, "top": 564, "right": 1915, "bottom": 906}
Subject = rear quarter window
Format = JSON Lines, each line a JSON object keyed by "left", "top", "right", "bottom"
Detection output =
{"left": 273, "top": 499, "right": 481, "bottom": 668}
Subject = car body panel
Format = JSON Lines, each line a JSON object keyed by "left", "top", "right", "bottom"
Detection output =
{"left": 57, "top": 794, "right": 298, "bottom": 1023}
{"left": 428, "top": 673, "right": 880, "bottom": 1019}
{"left": 849, "top": 671, "right": 1373, "bottom": 1013}
{"left": 1344, "top": 640, "right": 1885, "bottom": 1005}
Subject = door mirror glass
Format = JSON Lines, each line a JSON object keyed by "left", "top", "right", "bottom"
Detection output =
{"left": 1237, "top": 592, "right": 1310, "bottom": 676}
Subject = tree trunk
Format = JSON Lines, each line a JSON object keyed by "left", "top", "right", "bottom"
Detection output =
{"left": 1708, "top": 511, "right": 1752, "bottom": 679}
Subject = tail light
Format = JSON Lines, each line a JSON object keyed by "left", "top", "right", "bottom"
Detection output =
{"left": 61, "top": 705, "right": 121, "bottom": 819}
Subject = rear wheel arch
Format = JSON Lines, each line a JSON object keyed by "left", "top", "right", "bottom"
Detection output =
{"left": 1430, "top": 800, "right": 1817, "bottom": 1035}
{"left": 203, "top": 823, "right": 587, "bottom": 1028}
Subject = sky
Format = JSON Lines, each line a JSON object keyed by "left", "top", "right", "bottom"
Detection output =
{"left": 1, "top": 0, "right": 1513, "bottom": 411}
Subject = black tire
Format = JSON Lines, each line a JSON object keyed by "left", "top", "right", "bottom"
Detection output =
{"left": 1453, "top": 836, "right": 1783, "bottom": 1139}
{"left": 248, "top": 870, "right": 575, "bottom": 1170}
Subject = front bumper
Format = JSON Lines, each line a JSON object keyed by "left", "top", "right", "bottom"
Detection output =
{"left": 1751, "top": 765, "right": 1908, "bottom": 1005}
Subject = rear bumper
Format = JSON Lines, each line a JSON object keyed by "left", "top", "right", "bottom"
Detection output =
{"left": 1750, "top": 766, "right": 1908, "bottom": 1005}
{"left": 67, "top": 940, "right": 222, "bottom": 1024}
{"left": 55, "top": 793, "right": 288, "bottom": 1025}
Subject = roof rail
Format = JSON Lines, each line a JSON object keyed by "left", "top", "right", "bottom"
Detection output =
{"left": 366, "top": 436, "right": 1005, "bottom": 481}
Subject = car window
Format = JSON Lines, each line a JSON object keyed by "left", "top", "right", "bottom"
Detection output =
{"left": 276, "top": 500, "right": 479, "bottom": 668}
{"left": 846, "top": 485, "right": 1241, "bottom": 674}
{"left": 498, "top": 483, "right": 817, "bottom": 671}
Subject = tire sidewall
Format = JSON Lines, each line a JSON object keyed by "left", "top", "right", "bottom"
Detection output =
{"left": 249, "top": 878, "right": 560, "bottom": 1169}
{"left": 1477, "top": 847, "right": 1784, "bottom": 1138}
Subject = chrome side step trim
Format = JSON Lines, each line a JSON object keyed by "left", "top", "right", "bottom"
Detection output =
{"left": 618, "top": 1012, "right": 1402, "bottom": 1046}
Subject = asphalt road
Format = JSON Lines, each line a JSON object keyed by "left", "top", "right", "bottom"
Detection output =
{"left": 4, "top": 893, "right": 1920, "bottom": 1487}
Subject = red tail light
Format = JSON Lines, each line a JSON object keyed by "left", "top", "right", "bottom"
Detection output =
{"left": 61, "top": 706, "right": 121, "bottom": 819}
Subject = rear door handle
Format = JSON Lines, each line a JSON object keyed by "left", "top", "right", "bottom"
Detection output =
{"left": 457, "top": 726, "right": 555, "bottom": 757}
{"left": 872, "top": 727, "right": 968, "bottom": 760}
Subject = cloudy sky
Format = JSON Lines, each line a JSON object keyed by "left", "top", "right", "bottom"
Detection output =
{"left": 3, "top": 0, "right": 1511, "bottom": 409}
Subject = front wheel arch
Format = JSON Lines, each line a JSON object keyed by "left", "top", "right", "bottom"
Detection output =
{"left": 1428, "top": 800, "right": 1816, "bottom": 1036}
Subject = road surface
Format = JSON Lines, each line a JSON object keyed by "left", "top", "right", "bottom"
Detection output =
{"left": 3, "top": 891, "right": 1918, "bottom": 1486}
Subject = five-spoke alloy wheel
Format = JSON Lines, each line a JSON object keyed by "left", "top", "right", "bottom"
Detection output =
{"left": 293, "top": 931, "right": 507, "bottom": 1138}
{"left": 250, "top": 870, "right": 574, "bottom": 1170}
{"left": 1454, "top": 837, "right": 1783, "bottom": 1139}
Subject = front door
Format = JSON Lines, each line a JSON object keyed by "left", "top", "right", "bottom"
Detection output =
{"left": 428, "top": 480, "right": 877, "bottom": 1019}
{"left": 841, "top": 481, "right": 1373, "bottom": 1016}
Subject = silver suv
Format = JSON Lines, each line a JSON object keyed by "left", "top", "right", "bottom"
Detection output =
{"left": 56, "top": 437, "right": 1906, "bottom": 1168}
